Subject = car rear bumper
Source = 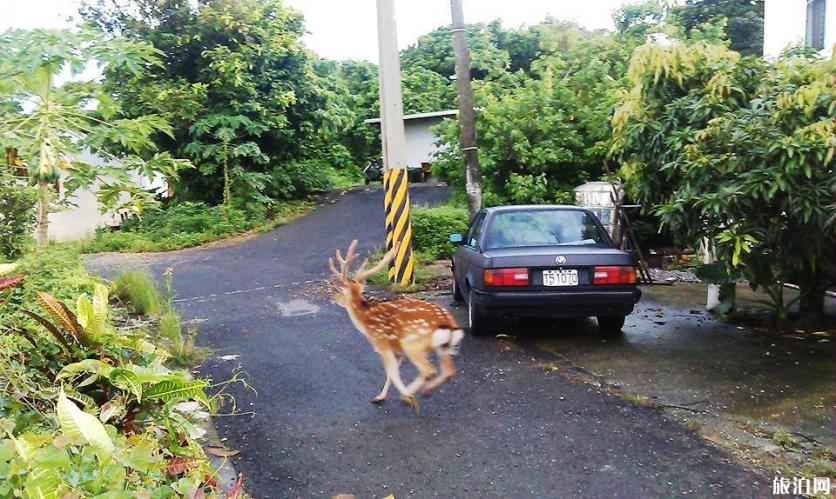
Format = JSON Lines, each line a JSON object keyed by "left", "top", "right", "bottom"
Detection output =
{"left": 471, "top": 287, "right": 642, "bottom": 318}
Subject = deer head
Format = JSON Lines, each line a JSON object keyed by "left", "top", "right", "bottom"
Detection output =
{"left": 328, "top": 240, "right": 398, "bottom": 309}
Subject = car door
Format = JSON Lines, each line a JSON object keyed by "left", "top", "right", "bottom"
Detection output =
{"left": 454, "top": 211, "right": 487, "bottom": 292}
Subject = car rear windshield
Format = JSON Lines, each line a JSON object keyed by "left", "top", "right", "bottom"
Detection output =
{"left": 484, "top": 210, "right": 607, "bottom": 250}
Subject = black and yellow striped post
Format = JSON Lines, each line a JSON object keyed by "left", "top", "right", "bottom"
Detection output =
{"left": 383, "top": 168, "right": 415, "bottom": 286}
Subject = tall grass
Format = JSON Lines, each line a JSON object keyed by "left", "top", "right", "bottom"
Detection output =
{"left": 114, "top": 270, "right": 162, "bottom": 316}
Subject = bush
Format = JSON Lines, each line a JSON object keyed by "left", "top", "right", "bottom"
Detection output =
{"left": 411, "top": 206, "right": 470, "bottom": 260}
{"left": 266, "top": 160, "right": 336, "bottom": 200}
{"left": 0, "top": 174, "right": 37, "bottom": 259}
{"left": 114, "top": 270, "right": 162, "bottom": 316}
{"left": 0, "top": 245, "right": 224, "bottom": 495}
{"left": 79, "top": 199, "right": 312, "bottom": 253}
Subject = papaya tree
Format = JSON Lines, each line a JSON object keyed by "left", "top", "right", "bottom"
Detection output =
{"left": 0, "top": 29, "right": 191, "bottom": 247}
{"left": 611, "top": 42, "right": 835, "bottom": 318}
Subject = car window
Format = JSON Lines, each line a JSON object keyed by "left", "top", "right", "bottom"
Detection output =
{"left": 484, "top": 210, "right": 606, "bottom": 250}
{"left": 465, "top": 212, "right": 486, "bottom": 248}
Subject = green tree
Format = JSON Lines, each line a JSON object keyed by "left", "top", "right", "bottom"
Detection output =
{"left": 433, "top": 32, "right": 633, "bottom": 206}
{"left": 0, "top": 28, "right": 189, "bottom": 246}
{"left": 81, "top": 0, "right": 338, "bottom": 205}
{"left": 611, "top": 42, "right": 835, "bottom": 318}
{"left": 672, "top": 0, "right": 764, "bottom": 56}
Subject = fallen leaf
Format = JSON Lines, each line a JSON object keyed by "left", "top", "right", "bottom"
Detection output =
{"left": 166, "top": 457, "right": 201, "bottom": 476}
{"left": 206, "top": 447, "right": 241, "bottom": 458}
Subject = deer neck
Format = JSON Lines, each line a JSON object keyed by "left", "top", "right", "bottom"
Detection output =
{"left": 345, "top": 295, "right": 373, "bottom": 337}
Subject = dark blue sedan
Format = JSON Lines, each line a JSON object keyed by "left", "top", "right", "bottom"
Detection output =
{"left": 450, "top": 205, "right": 641, "bottom": 336}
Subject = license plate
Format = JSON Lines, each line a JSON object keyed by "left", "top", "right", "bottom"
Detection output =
{"left": 543, "top": 269, "right": 578, "bottom": 287}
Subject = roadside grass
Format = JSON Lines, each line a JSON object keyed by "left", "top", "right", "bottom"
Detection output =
{"left": 77, "top": 199, "right": 314, "bottom": 254}
{"left": 114, "top": 270, "right": 161, "bottom": 316}
{"left": 367, "top": 250, "right": 446, "bottom": 292}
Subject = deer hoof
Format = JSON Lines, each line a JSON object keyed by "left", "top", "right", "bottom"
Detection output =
{"left": 401, "top": 395, "right": 420, "bottom": 415}
{"left": 371, "top": 395, "right": 387, "bottom": 404}
{"left": 421, "top": 387, "right": 434, "bottom": 397}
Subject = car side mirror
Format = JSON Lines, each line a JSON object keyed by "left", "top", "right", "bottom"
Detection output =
{"left": 449, "top": 233, "right": 463, "bottom": 245}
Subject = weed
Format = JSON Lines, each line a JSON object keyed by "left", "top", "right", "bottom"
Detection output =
{"left": 772, "top": 429, "right": 800, "bottom": 450}
{"left": 158, "top": 308, "right": 182, "bottom": 342}
{"left": 168, "top": 327, "right": 210, "bottom": 368}
{"left": 114, "top": 270, "right": 162, "bottom": 316}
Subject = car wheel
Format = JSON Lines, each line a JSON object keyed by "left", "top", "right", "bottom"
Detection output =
{"left": 597, "top": 316, "right": 626, "bottom": 335}
{"left": 452, "top": 273, "right": 464, "bottom": 303}
{"left": 468, "top": 289, "right": 491, "bottom": 336}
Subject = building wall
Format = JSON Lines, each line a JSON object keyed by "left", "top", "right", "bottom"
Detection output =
{"left": 47, "top": 149, "right": 166, "bottom": 242}
{"left": 403, "top": 118, "right": 443, "bottom": 168}
{"left": 764, "top": 0, "right": 835, "bottom": 58}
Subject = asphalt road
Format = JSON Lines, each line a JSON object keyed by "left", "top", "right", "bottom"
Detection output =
{"left": 89, "top": 186, "right": 769, "bottom": 498}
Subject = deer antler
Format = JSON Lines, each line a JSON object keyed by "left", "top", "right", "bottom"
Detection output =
{"left": 330, "top": 240, "right": 361, "bottom": 284}
{"left": 354, "top": 243, "right": 400, "bottom": 283}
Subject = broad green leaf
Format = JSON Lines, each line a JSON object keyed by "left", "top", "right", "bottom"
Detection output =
{"left": 145, "top": 379, "right": 210, "bottom": 408}
{"left": 88, "top": 283, "right": 109, "bottom": 338}
{"left": 57, "top": 359, "right": 113, "bottom": 381}
{"left": 56, "top": 391, "right": 114, "bottom": 461}
{"left": 110, "top": 368, "right": 143, "bottom": 402}
{"left": 76, "top": 295, "right": 93, "bottom": 331}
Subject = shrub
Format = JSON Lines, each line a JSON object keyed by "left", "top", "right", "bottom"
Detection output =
{"left": 0, "top": 174, "right": 37, "bottom": 259}
{"left": 0, "top": 246, "right": 223, "bottom": 495}
{"left": 158, "top": 307, "right": 182, "bottom": 342}
{"left": 411, "top": 205, "right": 470, "bottom": 260}
{"left": 114, "top": 270, "right": 162, "bottom": 316}
{"left": 266, "top": 160, "right": 336, "bottom": 200}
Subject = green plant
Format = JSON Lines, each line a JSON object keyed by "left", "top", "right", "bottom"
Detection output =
{"left": 0, "top": 246, "right": 232, "bottom": 495}
{"left": 169, "top": 327, "right": 210, "bottom": 368}
{"left": 114, "top": 270, "right": 162, "bottom": 316}
{"left": 411, "top": 206, "right": 470, "bottom": 260}
{"left": 158, "top": 308, "right": 182, "bottom": 343}
{"left": 0, "top": 172, "right": 36, "bottom": 259}
{"left": 0, "top": 28, "right": 192, "bottom": 246}
{"left": 611, "top": 42, "right": 835, "bottom": 318}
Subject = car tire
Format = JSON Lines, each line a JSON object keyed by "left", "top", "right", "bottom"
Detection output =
{"left": 468, "top": 289, "right": 492, "bottom": 336}
{"left": 452, "top": 273, "right": 464, "bottom": 303}
{"left": 597, "top": 316, "right": 626, "bottom": 335}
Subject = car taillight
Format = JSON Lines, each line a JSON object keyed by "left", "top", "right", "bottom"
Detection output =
{"left": 593, "top": 266, "right": 637, "bottom": 285}
{"left": 484, "top": 268, "right": 530, "bottom": 287}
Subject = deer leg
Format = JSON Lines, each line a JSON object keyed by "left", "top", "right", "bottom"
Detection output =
{"left": 402, "top": 346, "right": 437, "bottom": 396}
{"left": 422, "top": 352, "right": 457, "bottom": 397}
{"left": 380, "top": 350, "right": 419, "bottom": 415}
{"left": 372, "top": 357, "right": 401, "bottom": 404}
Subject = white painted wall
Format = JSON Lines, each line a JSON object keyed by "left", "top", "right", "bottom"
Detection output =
{"left": 47, "top": 149, "right": 166, "bottom": 242}
{"left": 403, "top": 118, "right": 443, "bottom": 168}
{"left": 764, "top": 0, "right": 835, "bottom": 58}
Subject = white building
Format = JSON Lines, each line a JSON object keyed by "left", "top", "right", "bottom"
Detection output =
{"left": 47, "top": 149, "right": 167, "bottom": 242}
{"left": 365, "top": 110, "right": 458, "bottom": 172}
{"left": 764, "top": 0, "right": 836, "bottom": 58}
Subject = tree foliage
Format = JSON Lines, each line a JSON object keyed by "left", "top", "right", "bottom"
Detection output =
{"left": 432, "top": 24, "right": 637, "bottom": 206}
{"left": 611, "top": 42, "right": 835, "bottom": 317}
{"left": 81, "top": 0, "right": 351, "bottom": 206}
{"left": 0, "top": 28, "right": 190, "bottom": 246}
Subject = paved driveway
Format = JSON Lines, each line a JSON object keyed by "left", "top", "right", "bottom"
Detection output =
{"left": 89, "top": 187, "right": 769, "bottom": 498}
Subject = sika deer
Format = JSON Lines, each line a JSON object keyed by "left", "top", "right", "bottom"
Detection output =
{"left": 329, "top": 240, "right": 464, "bottom": 415}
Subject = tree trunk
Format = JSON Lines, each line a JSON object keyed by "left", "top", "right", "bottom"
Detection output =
{"left": 798, "top": 278, "right": 827, "bottom": 318}
{"left": 35, "top": 180, "right": 49, "bottom": 247}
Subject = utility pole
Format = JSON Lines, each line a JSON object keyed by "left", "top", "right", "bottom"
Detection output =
{"left": 376, "top": 0, "right": 415, "bottom": 286}
{"left": 450, "top": 0, "right": 483, "bottom": 219}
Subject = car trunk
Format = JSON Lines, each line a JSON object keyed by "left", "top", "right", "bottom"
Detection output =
{"left": 483, "top": 246, "right": 635, "bottom": 288}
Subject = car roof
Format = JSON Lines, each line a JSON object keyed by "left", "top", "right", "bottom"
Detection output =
{"left": 483, "top": 205, "right": 589, "bottom": 213}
